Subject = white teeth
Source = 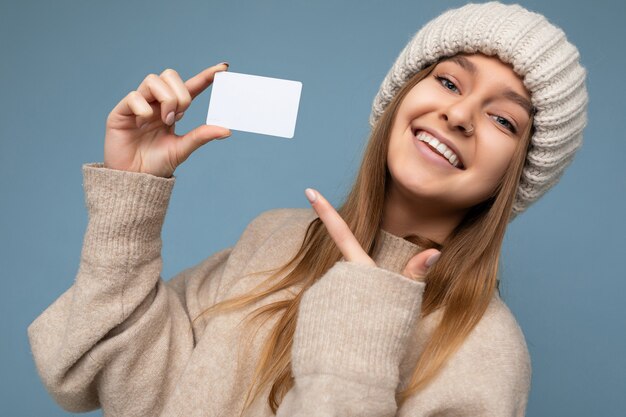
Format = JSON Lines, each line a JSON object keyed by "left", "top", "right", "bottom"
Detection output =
{"left": 415, "top": 130, "right": 461, "bottom": 168}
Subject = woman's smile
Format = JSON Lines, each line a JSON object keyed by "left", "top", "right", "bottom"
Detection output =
{"left": 412, "top": 128, "right": 465, "bottom": 170}
{"left": 413, "top": 133, "right": 462, "bottom": 171}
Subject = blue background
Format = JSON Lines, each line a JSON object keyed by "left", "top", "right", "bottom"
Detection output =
{"left": 2, "top": 0, "right": 624, "bottom": 415}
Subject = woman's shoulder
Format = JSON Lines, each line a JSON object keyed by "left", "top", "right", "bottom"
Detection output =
{"left": 479, "top": 295, "right": 530, "bottom": 353}
{"left": 243, "top": 207, "right": 316, "bottom": 238}
{"left": 167, "top": 207, "right": 315, "bottom": 293}
{"left": 454, "top": 294, "right": 532, "bottom": 386}
{"left": 412, "top": 294, "right": 531, "bottom": 366}
{"left": 452, "top": 294, "right": 531, "bottom": 366}
{"left": 230, "top": 207, "right": 317, "bottom": 255}
{"left": 217, "top": 207, "right": 317, "bottom": 285}
{"left": 401, "top": 296, "right": 532, "bottom": 414}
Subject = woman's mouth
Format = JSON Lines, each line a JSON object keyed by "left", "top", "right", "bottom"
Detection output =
{"left": 412, "top": 129, "right": 465, "bottom": 170}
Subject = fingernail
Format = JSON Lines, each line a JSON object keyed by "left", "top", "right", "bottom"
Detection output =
{"left": 175, "top": 111, "right": 184, "bottom": 121}
{"left": 165, "top": 111, "right": 175, "bottom": 126}
{"left": 305, "top": 188, "right": 318, "bottom": 204}
{"left": 425, "top": 252, "right": 441, "bottom": 268}
{"left": 219, "top": 62, "right": 229, "bottom": 69}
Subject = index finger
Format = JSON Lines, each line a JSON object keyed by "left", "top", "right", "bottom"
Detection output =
{"left": 305, "top": 188, "right": 375, "bottom": 266}
{"left": 184, "top": 62, "right": 229, "bottom": 100}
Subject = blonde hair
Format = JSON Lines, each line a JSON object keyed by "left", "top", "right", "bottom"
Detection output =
{"left": 191, "top": 55, "right": 535, "bottom": 415}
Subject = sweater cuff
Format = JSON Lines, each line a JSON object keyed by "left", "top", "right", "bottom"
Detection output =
{"left": 292, "top": 261, "right": 425, "bottom": 390}
{"left": 80, "top": 162, "right": 176, "bottom": 266}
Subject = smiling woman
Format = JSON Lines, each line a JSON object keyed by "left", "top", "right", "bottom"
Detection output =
{"left": 27, "top": 2, "right": 588, "bottom": 417}
{"left": 384, "top": 53, "right": 535, "bottom": 245}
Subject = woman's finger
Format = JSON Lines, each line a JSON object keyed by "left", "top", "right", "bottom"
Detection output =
{"left": 110, "top": 90, "right": 152, "bottom": 120}
{"left": 160, "top": 68, "right": 193, "bottom": 115}
{"left": 184, "top": 62, "right": 229, "bottom": 100}
{"left": 111, "top": 91, "right": 154, "bottom": 128}
{"left": 137, "top": 74, "right": 178, "bottom": 126}
{"left": 305, "top": 188, "right": 376, "bottom": 266}
{"left": 173, "top": 124, "right": 231, "bottom": 165}
{"left": 402, "top": 249, "right": 441, "bottom": 283}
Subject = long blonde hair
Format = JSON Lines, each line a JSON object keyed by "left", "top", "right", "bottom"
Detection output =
{"left": 191, "top": 55, "right": 535, "bottom": 415}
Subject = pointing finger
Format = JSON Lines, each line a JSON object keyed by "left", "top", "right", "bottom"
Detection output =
{"left": 305, "top": 188, "right": 375, "bottom": 266}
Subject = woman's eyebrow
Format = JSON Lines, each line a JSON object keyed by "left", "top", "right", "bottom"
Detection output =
{"left": 501, "top": 88, "right": 536, "bottom": 117}
{"left": 445, "top": 55, "right": 478, "bottom": 75}
{"left": 441, "top": 55, "right": 536, "bottom": 116}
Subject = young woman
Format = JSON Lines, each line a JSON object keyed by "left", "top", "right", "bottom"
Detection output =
{"left": 28, "top": 2, "right": 588, "bottom": 416}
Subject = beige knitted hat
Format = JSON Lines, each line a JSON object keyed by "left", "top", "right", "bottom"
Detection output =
{"left": 369, "top": 1, "right": 588, "bottom": 221}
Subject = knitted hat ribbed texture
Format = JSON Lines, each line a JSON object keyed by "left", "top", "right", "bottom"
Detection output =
{"left": 369, "top": 1, "right": 588, "bottom": 221}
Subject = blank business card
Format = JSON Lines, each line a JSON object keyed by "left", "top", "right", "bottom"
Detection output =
{"left": 205, "top": 71, "right": 303, "bottom": 139}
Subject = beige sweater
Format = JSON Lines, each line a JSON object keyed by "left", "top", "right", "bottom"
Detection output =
{"left": 28, "top": 162, "right": 531, "bottom": 417}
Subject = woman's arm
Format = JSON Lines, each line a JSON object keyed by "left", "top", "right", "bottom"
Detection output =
{"left": 27, "top": 163, "right": 231, "bottom": 416}
{"left": 273, "top": 188, "right": 434, "bottom": 416}
{"left": 276, "top": 261, "right": 426, "bottom": 417}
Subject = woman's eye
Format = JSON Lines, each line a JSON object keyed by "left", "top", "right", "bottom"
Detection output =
{"left": 434, "top": 75, "right": 460, "bottom": 93}
{"left": 492, "top": 115, "right": 517, "bottom": 133}
{"left": 433, "top": 75, "right": 517, "bottom": 134}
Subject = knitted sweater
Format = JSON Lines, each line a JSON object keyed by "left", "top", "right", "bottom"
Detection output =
{"left": 28, "top": 162, "right": 532, "bottom": 417}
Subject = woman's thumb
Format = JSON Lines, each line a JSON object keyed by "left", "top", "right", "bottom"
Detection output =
{"left": 402, "top": 249, "right": 441, "bottom": 283}
{"left": 176, "top": 125, "right": 232, "bottom": 161}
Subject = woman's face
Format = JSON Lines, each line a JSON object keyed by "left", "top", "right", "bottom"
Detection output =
{"left": 386, "top": 53, "right": 533, "bottom": 215}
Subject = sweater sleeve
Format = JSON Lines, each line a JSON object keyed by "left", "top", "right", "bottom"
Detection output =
{"left": 275, "top": 261, "right": 426, "bottom": 417}
{"left": 26, "top": 162, "right": 230, "bottom": 416}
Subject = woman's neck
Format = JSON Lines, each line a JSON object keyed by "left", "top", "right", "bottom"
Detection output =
{"left": 381, "top": 184, "right": 466, "bottom": 246}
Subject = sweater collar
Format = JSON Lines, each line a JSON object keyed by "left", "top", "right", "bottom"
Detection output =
{"left": 372, "top": 229, "right": 425, "bottom": 275}
{"left": 372, "top": 227, "right": 502, "bottom": 306}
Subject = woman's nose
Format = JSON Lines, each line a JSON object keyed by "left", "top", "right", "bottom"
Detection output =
{"left": 440, "top": 100, "right": 475, "bottom": 136}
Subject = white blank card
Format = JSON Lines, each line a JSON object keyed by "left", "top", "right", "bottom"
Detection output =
{"left": 205, "top": 71, "right": 303, "bottom": 139}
